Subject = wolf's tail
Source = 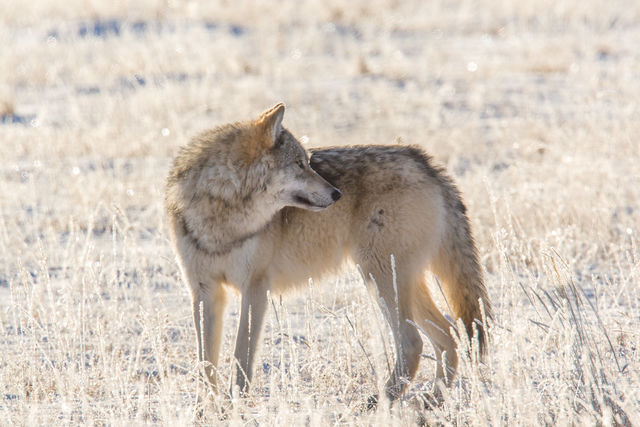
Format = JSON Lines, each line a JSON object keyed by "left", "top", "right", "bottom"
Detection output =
{"left": 430, "top": 186, "right": 492, "bottom": 356}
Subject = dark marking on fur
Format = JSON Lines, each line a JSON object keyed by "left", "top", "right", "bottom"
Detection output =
{"left": 456, "top": 199, "right": 467, "bottom": 215}
{"left": 309, "top": 145, "right": 447, "bottom": 189}
{"left": 403, "top": 146, "right": 441, "bottom": 180}
{"left": 368, "top": 208, "right": 385, "bottom": 229}
{"left": 309, "top": 152, "right": 342, "bottom": 186}
{"left": 180, "top": 216, "right": 261, "bottom": 257}
{"left": 180, "top": 217, "right": 216, "bottom": 255}
{"left": 368, "top": 217, "right": 384, "bottom": 228}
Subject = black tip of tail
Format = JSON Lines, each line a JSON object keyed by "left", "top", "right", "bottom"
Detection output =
{"left": 366, "top": 394, "right": 378, "bottom": 411}
{"left": 471, "top": 318, "right": 489, "bottom": 357}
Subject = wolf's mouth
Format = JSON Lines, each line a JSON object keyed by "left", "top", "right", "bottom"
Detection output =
{"left": 292, "top": 193, "right": 330, "bottom": 211}
{"left": 293, "top": 194, "right": 317, "bottom": 207}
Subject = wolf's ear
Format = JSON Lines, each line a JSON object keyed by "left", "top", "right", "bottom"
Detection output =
{"left": 256, "top": 103, "right": 285, "bottom": 147}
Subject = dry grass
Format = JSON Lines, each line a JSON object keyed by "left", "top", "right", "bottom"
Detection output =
{"left": 1, "top": 0, "right": 639, "bottom": 424}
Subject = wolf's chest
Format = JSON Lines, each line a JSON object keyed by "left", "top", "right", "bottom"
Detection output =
{"left": 209, "top": 236, "right": 269, "bottom": 291}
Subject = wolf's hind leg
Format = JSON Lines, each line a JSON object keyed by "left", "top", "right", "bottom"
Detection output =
{"left": 362, "top": 259, "right": 424, "bottom": 402}
{"left": 410, "top": 278, "right": 458, "bottom": 401}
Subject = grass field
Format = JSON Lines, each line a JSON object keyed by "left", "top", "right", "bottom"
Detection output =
{"left": 1, "top": 0, "right": 639, "bottom": 424}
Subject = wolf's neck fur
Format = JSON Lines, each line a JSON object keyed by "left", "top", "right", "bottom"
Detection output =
{"left": 181, "top": 189, "right": 279, "bottom": 256}
{"left": 179, "top": 215, "right": 265, "bottom": 256}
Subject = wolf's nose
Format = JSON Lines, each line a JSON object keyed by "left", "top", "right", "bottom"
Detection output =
{"left": 331, "top": 189, "right": 342, "bottom": 201}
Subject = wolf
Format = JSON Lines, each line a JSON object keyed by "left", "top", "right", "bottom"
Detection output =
{"left": 165, "top": 103, "right": 491, "bottom": 404}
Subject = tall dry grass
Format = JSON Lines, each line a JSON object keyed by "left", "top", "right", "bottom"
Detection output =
{"left": 1, "top": 0, "right": 639, "bottom": 424}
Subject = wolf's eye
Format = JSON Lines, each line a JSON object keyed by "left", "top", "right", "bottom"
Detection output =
{"left": 296, "top": 160, "right": 305, "bottom": 170}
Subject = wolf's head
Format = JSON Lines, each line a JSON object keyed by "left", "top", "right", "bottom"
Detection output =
{"left": 167, "top": 103, "right": 341, "bottom": 217}
{"left": 249, "top": 103, "right": 341, "bottom": 211}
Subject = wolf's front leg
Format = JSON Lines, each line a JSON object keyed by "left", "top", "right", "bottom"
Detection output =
{"left": 192, "top": 283, "right": 228, "bottom": 391}
{"left": 232, "top": 283, "right": 268, "bottom": 395}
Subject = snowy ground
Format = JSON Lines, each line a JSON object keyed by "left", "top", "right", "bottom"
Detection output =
{"left": 1, "top": 1, "right": 639, "bottom": 424}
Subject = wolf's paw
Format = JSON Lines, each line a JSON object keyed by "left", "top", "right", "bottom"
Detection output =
{"left": 194, "top": 391, "right": 230, "bottom": 422}
{"left": 416, "top": 388, "right": 445, "bottom": 410}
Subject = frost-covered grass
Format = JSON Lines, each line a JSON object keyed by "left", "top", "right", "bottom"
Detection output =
{"left": 1, "top": 1, "right": 639, "bottom": 424}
